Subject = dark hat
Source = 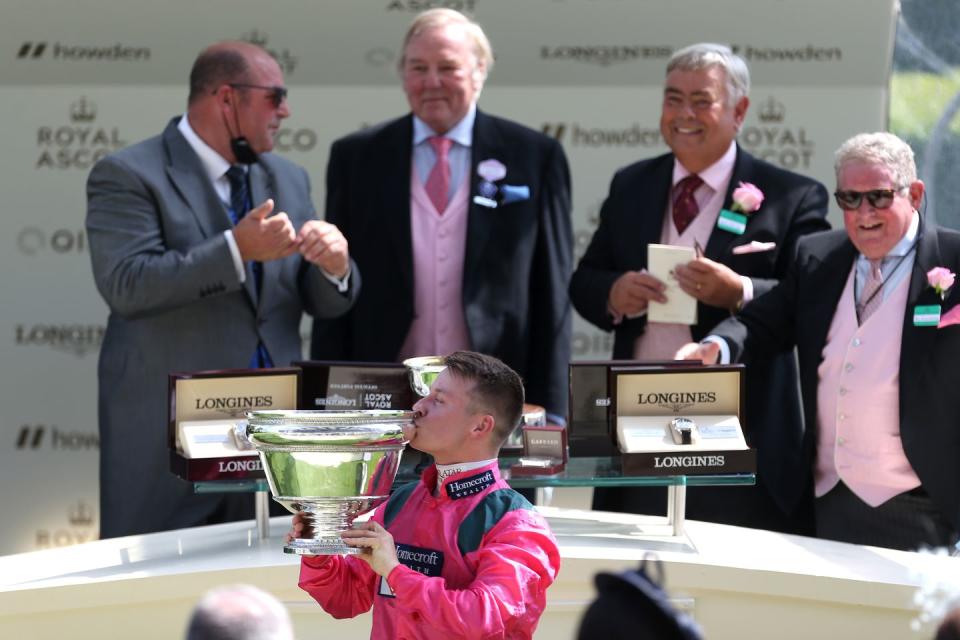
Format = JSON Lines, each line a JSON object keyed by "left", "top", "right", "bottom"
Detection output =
{"left": 577, "top": 556, "right": 704, "bottom": 640}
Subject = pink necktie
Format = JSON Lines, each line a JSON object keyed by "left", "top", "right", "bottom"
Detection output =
{"left": 672, "top": 174, "right": 704, "bottom": 234}
{"left": 858, "top": 259, "right": 884, "bottom": 325}
{"left": 425, "top": 136, "right": 452, "bottom": 214}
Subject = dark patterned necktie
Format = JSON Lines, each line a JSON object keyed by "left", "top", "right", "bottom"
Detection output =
{"left": 672, "top": 174, "right": 704, "bottom": 234}
{"left": 225, "top": 165, "right": 271, "bottom": 368}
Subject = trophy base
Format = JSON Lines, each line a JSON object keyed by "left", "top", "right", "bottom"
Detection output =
{"left": 284, "top": 537, "right": 361, "bottom": 556}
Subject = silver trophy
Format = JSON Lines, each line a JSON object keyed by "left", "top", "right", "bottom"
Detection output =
{"left": 403, "top": 355, "right": 446, "bottom": 397}
{"left": 244, "top": 409, "right": 412, "bottom": 555}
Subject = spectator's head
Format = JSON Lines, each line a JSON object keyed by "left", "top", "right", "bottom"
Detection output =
{"left": 833, "top": 132, "right": 924, "bottom": 259}
{"left": 185, "top": 584, "right": 294, "bottom": 640}
{"left": 398, "top": 9, "right": 493, "bottom": 135}
{"left": 661, "top": 43, "right": 750, "bottom": 174}
{"left": 578, "top": 560, "right": 703, "bottom": 640}
{"left": 186, "top": 41, "right": 290, "bottom": 163}
{"left": 410, "top": 351, "right": 524, "bottom": 462}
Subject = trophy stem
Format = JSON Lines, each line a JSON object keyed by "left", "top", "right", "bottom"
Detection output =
{"left": 283, "top": 498, "right": 386, "bottom": 556}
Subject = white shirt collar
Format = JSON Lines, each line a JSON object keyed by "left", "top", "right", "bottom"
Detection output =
{"left": 435, "top": 457, "right": 497, "bottom": 485}
{"left": 672, "top": 141, "right": 738, "bottom": 192}
{"left": 177, "top": 114, "right": 234, "bottom": 183}
{"left": 412, "top": 103, "right": 476, "bottom": 148}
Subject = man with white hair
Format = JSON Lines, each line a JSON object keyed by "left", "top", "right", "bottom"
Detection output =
{"left": 680, "top": 132, "right": 960, "bottom": 551}
{"left": 571, "top": 43, "right": 830, "bottom": 534}
{"left": 310, "top": 8, "right": 573, "bottom": 424}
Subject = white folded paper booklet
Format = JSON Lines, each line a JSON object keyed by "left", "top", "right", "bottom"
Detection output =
{"left": 647, "top": 243, "right": 697, "bottom": 324}
{"left": 617, "top": 415, "right": 747, "bottom": 454}
{"left": 177, "top": 419, "right": 257, "bottom": 459}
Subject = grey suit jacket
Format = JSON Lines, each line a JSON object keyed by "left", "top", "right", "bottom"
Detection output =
{"left": 86, "top": 117, "right": 359, "bottom": 538}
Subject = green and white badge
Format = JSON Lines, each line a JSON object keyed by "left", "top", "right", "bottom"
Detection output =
{"left": 913, "top": 304, "right": 941, "bottom": 327}
{"left": 717, "top": 209, "right": 747, "bottom": 235}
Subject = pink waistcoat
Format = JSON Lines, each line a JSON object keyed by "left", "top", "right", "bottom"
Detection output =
{"left": 398, "top": 169, "right": 472, "bottom": 360}
{"left": 815, "top": 264, "right": 921, "bottom": 506}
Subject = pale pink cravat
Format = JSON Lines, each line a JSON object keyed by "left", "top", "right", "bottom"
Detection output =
{"left": 425, "top": 136, "right": 453, "bottom": 214}
{"left": 858, "top": 259, "right": 884, "bottom": 325}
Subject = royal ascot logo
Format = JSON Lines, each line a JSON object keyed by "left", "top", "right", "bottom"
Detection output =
{"left": 729, "top": 44, "right": 842, "bottom": 62}
{"left": 274, "top": 127, "right": 319, "bottom": 153}
{"left": 36, "top": 97, "right": 126, "bottom": 170}
{"left": 193, "top": 395, "right": 274, "bottom": 418}
{"left": 738, "top": 96, "right": 816, "bottom": 170}
{"left": 16, "top": 425, "right": 99, "bottom": 451}
{"left": 17, "top": 41, "right": 150, "bottom": 61}
{"left": 36, "top": 500, "right": 98, "bottom": 549}
{"left": 540, "top": 45, "right": 671, "bottom": 66}
{"left": 15, "top": 324, "right": 105, "bottom": 357}
{"left": 636, "top": 391, "right": 717, "bottom": 414}
{"left": 17, "top": 227, "right": 86, "bottom": 255}
{"left": 386, "top": 0, "right": 477, "bottom": 12}
{"left": 541, "top": 122, "right": 661, "bottom": 148}
{"left": 240, "top": 29, "right": 298, "bottom": 75}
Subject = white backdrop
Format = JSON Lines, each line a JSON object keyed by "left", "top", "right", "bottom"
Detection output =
{"left": 0, "top": 0, "right": 896, "bottom": 554}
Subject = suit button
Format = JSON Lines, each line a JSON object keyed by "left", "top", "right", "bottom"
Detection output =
{"left": 838, "top": 437, "right": 846, "bottom": 446}
{"left": 844, "top": 363, "right": 854, "bottom": 373}
{"left": 838, "top": 413, "right": 846, "bottom": 421}
{"left": 852, "top": 338, "right": 862, "bottom": 347}
{"left": 839, "top": 387, "right": 848, "bottom": 396}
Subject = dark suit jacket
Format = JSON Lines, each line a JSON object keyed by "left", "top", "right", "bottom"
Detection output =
{"left": 712, "top": 223, "right": 960, "bottom": 531}
{"left": 570, "top": 147, "right": 830, "bottom": 515}
{"left": 311, "top": 110, "right": 573, "bottom": 417}
{"left": 86, "top": 118, "right": 359, "bottom": 538}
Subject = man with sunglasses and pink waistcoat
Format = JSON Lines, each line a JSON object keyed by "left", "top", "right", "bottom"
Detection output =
{"left": 680, "top": 132, "right": 960, "bottom": 551}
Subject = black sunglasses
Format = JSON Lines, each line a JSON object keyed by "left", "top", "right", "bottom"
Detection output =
{"left": 228, "top": 83, "right": 288, "bottom": 108}
{"left": 833, "top": 188, "right": 905, "bottom": 211}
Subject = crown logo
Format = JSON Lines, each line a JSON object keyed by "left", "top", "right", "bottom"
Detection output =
{"left": 70, "top": 97, "right": 96, "bottom": 123}
{"left": 240, "top": 29, "right": 269, "bottom": 47}
{"left": 758, "top": 97, "right": 785, "bottom": 123}
{"left": 68, "top": 501, "right": 95, "bottom": 527}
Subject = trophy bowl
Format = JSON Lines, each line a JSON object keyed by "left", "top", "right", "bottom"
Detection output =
{"left": 244, "top": 409, "right": 413, "bottom": 555}
{"left": 402, "top": 355, "right": 446, "bottom": 397}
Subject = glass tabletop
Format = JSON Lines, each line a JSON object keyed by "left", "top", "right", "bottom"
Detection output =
{"left": 500, "top": 456, "right": 755, "bottom": 488}
{"left": 193, "top": 456, "right": 755, "bottom": 494}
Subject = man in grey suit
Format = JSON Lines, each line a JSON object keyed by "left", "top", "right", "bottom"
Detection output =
{"left": 86, "top": 41, "right": 359, "bottom": 539}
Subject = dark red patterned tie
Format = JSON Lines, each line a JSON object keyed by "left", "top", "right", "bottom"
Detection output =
{"left": 672, "top": 174, "right": 704, "bottom": 234}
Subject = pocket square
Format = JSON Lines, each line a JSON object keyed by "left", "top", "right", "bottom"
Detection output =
{"left": 501, "top": 184, "right": 530, "bottom": 205}
{"left": 732, "top": 241, "right": 776, "bottom": 255}
{"left": 938, "top": 304, "right": 960, "bottom": 328}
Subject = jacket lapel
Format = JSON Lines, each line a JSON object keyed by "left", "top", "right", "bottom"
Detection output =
{"left": 384, "top": 117, "right": 415, "bottom": 294}
{"left": 900, "top": 219, "right": 941, "bottom": 413}
{"left": 704, "top": 145, "right": 750, "bottom": 261}
{"left": 463, "top": 110, "right": 499, "bottom": 291}
{"left": 163, "top": 119, "right": 230, "bottom": 240}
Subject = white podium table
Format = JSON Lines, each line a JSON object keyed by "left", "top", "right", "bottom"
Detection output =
{"left": 0, "top": 508, "right": 955, "bottom": 639}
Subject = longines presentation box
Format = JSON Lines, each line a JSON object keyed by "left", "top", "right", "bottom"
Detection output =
{"left": 294, "top": 360, "right": 416, "bottom": 412}
{"left": 168, "top": 368, "right": 300, "bottom": 481}
{"left": 610, "top": 364, "right": 755, "bottom": 476}
{"left": 568, "top": 360, "right": 689, "bottom": 457}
